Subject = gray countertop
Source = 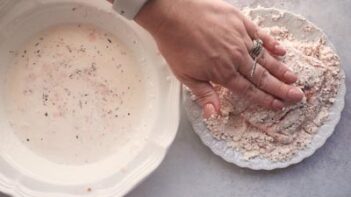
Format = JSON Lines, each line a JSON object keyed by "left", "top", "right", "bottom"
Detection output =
{"left": 1, "top": 0, "right": 351, "bottom": 197}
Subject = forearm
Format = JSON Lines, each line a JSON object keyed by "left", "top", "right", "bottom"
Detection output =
{"left": 107, "top": 0, "right": 179, "bottom": 36}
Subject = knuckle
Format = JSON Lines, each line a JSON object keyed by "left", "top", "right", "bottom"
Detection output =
{"left": 272, "top": 58, "right": 283, "bottom": 69}
{"left": 226, "top": 70, "right": 239, "bottom": 81}
{"left": 237, "top": 61, "right": 251, "bottom": 75}
{"left": 222, "top": 71, "right": 239, "bottom": 87}
{"left": 257, "top": 70, "right": 269, "bottom": 89}
{"left": 260, "top": 53, "right": 268, "bottom": 67}
{"left": 256, "top": 28, "right": 262, "bottom": 36}
{"left": 258, "top": 29, "right": 270, "bottom": 40}
{"left": 242, "top": 83, "right": 255, "bottom": 96}
{"left": 195, "top": 91, "right": 215, "bottom": 105}
{"left": 208, "top": 53, "right": 222, "bottom": 66}
{"left": 267, "top": 36, "right": 278, "bottom": 46}
{"left": 231, "top": 47, "right": 246, "bottom": 60}
{"left": 278, "top": 68, "right": 288, "bottom": 79}
{"left": 253, "top": 28, "right": 260, "bottom": 38}
{"left": 199, "top": 88, "right": 215, "bottom": 99}
{"left": 252, "top": 92, "right": 275, "bottom": 109}
{"left": 187, "top": 85, "right": 215, "bottom": 105}
{"left": 244, "top": 86, "right": 260, "bottom": 102}
{"left": 279, "top": 83, "right": 288, "bottom": 97}
{"left": 264, "top": 95, "right": 275, "bottom": 108}
{"left": 279, "top": 65, "right": 290, "bottom": 76}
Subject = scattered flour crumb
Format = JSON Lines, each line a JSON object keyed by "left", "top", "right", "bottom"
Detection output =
{"left": 271, "top": 12, "right": 284, "bottom": 21}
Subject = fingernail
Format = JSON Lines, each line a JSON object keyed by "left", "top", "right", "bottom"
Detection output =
{"left": 287, "top": 88, "right": 304, "bottom": 101}
{"left": 272, "top": 99, "right": 284, "bottom": 110}
{"left": 203, "top": 103, "right": 216, "bottom": 119}
{"left": 274, "top": 44, "right": 286, "bottom": 54}
{"left": 284, "top": 70, "right": 298, "bottom": 83}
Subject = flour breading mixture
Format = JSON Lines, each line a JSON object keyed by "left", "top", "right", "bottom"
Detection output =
{"left": 200, "top": 10, "right": 342, "bottom": 161}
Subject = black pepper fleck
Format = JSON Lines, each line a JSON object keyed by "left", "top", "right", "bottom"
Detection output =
{"left": 91, "top": 62, "right": 96, "bottom": 71}
{"left": 42, "top": 93, "right": 49, "bottom": 105}
{"left": 66, "top": 45, "right": 72, "bottom": 53}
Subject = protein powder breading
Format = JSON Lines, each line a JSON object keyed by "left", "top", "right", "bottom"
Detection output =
{"left": 200, "top": 10, "right": 342, "bottom": 162}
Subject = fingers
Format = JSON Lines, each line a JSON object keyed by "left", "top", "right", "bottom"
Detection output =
{"left": 224, "top": 73, "right": 285, "bottom": 110}
{"left": 238, "top": 54, "right": 304, "bottom": 102}
{"left": 185, "top": 80, "right": 220, "bottom": 119}
{"left": 243, "top": 18, "right": 298, "bottom": 85}
{"left": 257, "top": 50, "right": 297, "bottom": 84}
{"left": 243, "top": 17, "right": 286, "bottom": 56}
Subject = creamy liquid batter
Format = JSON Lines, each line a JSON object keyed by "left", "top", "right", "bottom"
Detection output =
{"left": 5, "top": 24, "right": 147, "bottom": 164}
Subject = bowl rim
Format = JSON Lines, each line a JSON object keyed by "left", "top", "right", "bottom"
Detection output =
{"left": 0, "top": 0, "right": 180, "bottom": 196}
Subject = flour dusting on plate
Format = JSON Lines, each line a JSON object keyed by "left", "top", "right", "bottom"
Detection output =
{"left": 185, "top": 8, "right": 343, "bottom": 165}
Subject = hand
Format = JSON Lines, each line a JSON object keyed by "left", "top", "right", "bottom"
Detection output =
{"left": 135, "top": 0, "right": 304, "bottom": 118}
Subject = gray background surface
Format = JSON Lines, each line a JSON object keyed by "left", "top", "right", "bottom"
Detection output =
{"left": 1, "top": 0, "right": 351, "bottom": 197}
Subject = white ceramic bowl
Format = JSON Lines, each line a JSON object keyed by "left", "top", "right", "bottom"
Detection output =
{"left": 183, "top": 7, "right": 346, "bottom": 170}
{"left": 0, "top": 0, "right": 180, "bottom": 196}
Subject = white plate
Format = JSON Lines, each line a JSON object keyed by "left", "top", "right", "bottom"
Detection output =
{"left": 0, "top": 0, "right": 180, "bottom": 196}
{"left": 183, "top": 7, "right": 346, "bottom": 170}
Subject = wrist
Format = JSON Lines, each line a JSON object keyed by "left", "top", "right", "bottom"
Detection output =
{"left": 135, "top": 0, "right": 181, "bottom": 36}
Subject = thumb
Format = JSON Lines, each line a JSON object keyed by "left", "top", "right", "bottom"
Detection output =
{"left": 185, "top": 81, "right": 220, "bottom": 119}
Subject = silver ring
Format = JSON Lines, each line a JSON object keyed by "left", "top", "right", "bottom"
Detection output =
{"left": 249, "top": 39, "right": 264, "bottom": 77}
